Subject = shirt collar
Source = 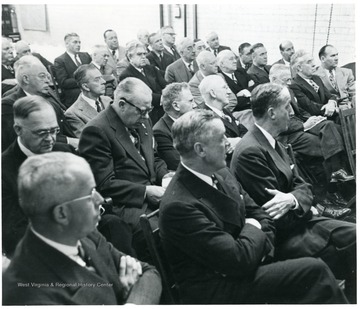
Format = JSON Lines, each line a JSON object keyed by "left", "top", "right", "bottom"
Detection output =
{"left": 222, "top": 71, "right": 234, "bottom": 79}
{"left": 81, "top": 93, "right": 98, "bottom": 111}
{"left": 17, "top": 137, "right": 36, "bottom": 157}
{"left": 283, "top": 59, "right": 290, "bottom": 67}
{"left": 255, "top": 122, "right": 276, "bottom": 149}
{"left": 163, "top": 45, "right": 172, "bottom": 54}
{"left": 91, "top": 61, "right": 101, "bottom": 70}
{"left": 181, "top": 162, "right": 213, "bottom": 187}
{"left": 31, "top": 226, "right": 81, "bottom": 258}
{"left": 205, "top": 103, "right": 223, "bottom": 118}
{"left": 181, "top": 58, "right": 192, "bottom": 66}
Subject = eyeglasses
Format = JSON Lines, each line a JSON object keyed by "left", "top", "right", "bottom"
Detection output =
{"left": 53, "top": 188, "right": 106, "bottom": 215}
{"left": 23, "top": 126, "right": 60, "bottom": 139}
{"left": 120, "top": 97, "right": 153, "bottom": 116}
{"left": 164, "top": 32, "right": 176, "bottom": 36}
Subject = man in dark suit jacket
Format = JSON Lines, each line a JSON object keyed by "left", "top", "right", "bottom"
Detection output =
{"left": 272, "top": 40, "right": 295, "bottom": 67}
{"left": 2, "top": 55, "right": 78, "bottom": 150}
{"left": 161, "top": 25, "right": 180, "bottom": 62}
{"left": 289, "top": 50, "right": 339, "bottom": 118}
{"left": 230, "top": 83, "right": 356, "bottom": 302}
{"left": 3, "top": 151, "right": 162, "bottom": 305}
{"left": 53, "top": 33, "right": 92, "bottom": 108}
{"left": 153, "top": 83, "right": 196, "bottom": 170}
{"left": 79, "top": 77, "right": 168, "bottom": 261}
{"left": 165, "top": 38, "right": 199, "bottom": 84}
{"left": 2, "top": 96, "right": 76, "bottom": 257}
{"left": 247, "top": 43, "right": 272, "bottom": 85}
{"left": 146, "top": 32, "right": 173, "bottom": 76}
{"left": 236, "top": 42, "right": 252, "bottom": 71}
{"left": 159, "top": 109, "right": 347, "bottom": 304}
{"left": 205, "top": 31, "right": 231, "bottom": 56}
{"left": 1, "top": 37, "right": 17, "bottom": 95}
{"left": 218, "top": 49, "right": 256, "bottom": 112}
{"left": 119, "top": 41, "right": 167, "bottom": 125}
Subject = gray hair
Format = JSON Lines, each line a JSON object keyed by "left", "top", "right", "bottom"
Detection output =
{"left": 161, "top": 82, "right": 189, "bottom": 113}
{"left": 13, "top": 55, "right": 43, "bottom": 85}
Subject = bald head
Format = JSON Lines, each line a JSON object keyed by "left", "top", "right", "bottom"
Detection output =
{"left": 206, "top": 32, "right": 220, "bottom": 50}
{"left": 15, "top": 40, "right": 32, "bottom": 58}
{"left": 2, "top": 37, "right": 14, "bottom": 65}
{"left": 177, "top": 37, "right": 195, "bottom": 62}
{"left": 269, "top": 64, "right": 292, "bottom": 86}
{"left": 196, "top": 50, "right": 218, "bottom": 75}
{"left": 199, "top": 74, "right": 230, "bottom": 108}
{"left": 217, "top": 49, "right": 237, "bottom": 73}
{"left": 91, "top": 44, "right": 110, "bottom": 67}
{"left": 137, "top": 29, "right": 150, "bottom": 46}
{"left": 279, "top": 40, "right": 295, "bottom": 62}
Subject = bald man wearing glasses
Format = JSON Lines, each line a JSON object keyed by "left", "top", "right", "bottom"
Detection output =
{"left": 79, "top": 77, "right": 168, "bottom": 263}
{"left": 2, "top": 152, "right": 162, "bottom": 305}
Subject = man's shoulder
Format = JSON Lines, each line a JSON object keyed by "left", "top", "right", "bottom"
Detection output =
{"left": 53, "top": 142, "right": 76, "bottom": 153}
{"left": 2, "top": 88, "right": 24, "bottom": 105}
{"left": 188, "top": 71, "right": 202, "bottom": 85}
{"left": 54, "top": 52, "right": 67, "bottom": 62}
{"left": 272, "top": 59, "right": 285, "bottom": 66}
{"left": 153, "top": 115, "right": 172, "bottom": 133}
{"left": 167, "top": 58, "right": 183, "bottom": 70}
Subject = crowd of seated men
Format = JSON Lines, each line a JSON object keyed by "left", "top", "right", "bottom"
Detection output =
{"left": 1, "top": 25, "right": 356, "bottom": 305}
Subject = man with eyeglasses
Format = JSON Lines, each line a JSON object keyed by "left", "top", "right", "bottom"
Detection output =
{"left": 165, "top": 37, "right": 199, "bottom": 84}
{"left": 161, "top": 25, "right": 180, "bottom": 62}
{"left": 2, "top": 95, "right": 76, "bottom": 258}
{"left": 79, "top": 77, "right": 168, "bottom": 262}
{"left": 119, "top": 40, "right": 167, "bottom": 125}
{"left": 3, "top": 152, "right": 162, "bottom": 305}
{"left": 2, "top": 55, "right": 78, "bottom": 150}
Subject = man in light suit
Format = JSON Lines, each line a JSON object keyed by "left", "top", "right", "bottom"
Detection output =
{"left": 3, "top": 151, "right": 162, "bottom": 305}
{"left": 315, "top": 45, "right": 355, "bottom": 106}
{"left": 65, "top": 64, "right": 112, "bottom": 137}
{"left": 230, "top": 83, "right": 356, "bottom": 303}
{"left": 146, "top": 33, "right": 173, "bottom": 76}
{"left": 153, "top": 82, "right": 196, "bottom": 170}
{"left": 159, "top": 109, "right": 348, "bottom": 304}
{"left": 119, "top": 41, "right": 167, "bottom": 125}
{"left": 53, "top": 33, "right": 92, "bottom": 108}
{"left": 79, "top": 77, "right": 168, "bottom": 261}
{"left": 165, "top": 38, "right": 199, "bottom": 84}
{"left": 205, "top": 31, "right": 231, "bottom": 56}
{"left": 247, "top": 43, "right": 272, "bottom": 85}
{"left": 103, "top": 29, "right": 127, "bottom": 78}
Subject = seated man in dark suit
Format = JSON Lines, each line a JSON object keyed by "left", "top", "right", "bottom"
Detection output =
{"left": 146, "top": 32, "right": 173, "bottom": 76}
{"left": 153, "top": 82, "right": 196, "bottom": 170}
{"left": 270, "top": 64, "right": 354, "bottom": 211}
{"left": 247, "top": 43, "right": 272, "bottom": 85}
{"left": 54, "top": 33, "right": 92, "bottom": 108}
{"left": 230, "top": 83, "right": 356, "bottom": 303}
{"left": 159, "top": 109, "right": 348, "bottom": 304}
{"left": 14, "top": 40, "right": 53, "bottom": 71}
{"left": 272, "top": 40, "right": 295, "bottom": 67}
{"left": 205, "top": 31, "right": 230, "bottom": 56}
{"left": 161, "top": 25, "right": 180, "bottom": 62}
{"left": 79, "top": 77, "right": 169, "bottom": 261}
{"left": 1, "top": 37, "right": 17, "bottom": 95}
{"left": 119, "top": 41, "right": 167, "bottom": 125}
{"left": 65, "top": 64, "right": 112, "bottom": 137}
{"left": 199, "top": 75, "right": 248, "bottom": 165}
{"left": 2, "top": 96, "right": 76, "bottom": 257}
{"left": 2, "top": 55, "right": 78, "bottom": 150}
{"left": 3, "top": 152, "right": 162, "bottom": 305}
{"left": 218, "top": 49, "right": 255, "bottom": 112}
{"left": 237, "top": 42, "right": 252, "bottom": 71}
{"left": 289, "top": 50, "right": 339, "bottom": 118}
{"left": 165, "top": 37, "right": 199, "bottom": 84}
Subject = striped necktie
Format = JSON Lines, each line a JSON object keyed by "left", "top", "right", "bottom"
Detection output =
{"left": 329, "top": 70, "right": 338, "bottom": 91}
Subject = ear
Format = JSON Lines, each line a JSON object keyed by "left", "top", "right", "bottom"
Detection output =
{"left": 52, "top": 204, "right": 70, "bottom": 225}
{"left": 13, "top": 124, "right": 22, "bottom": 136}
{"left": 209, "top": 89, "right": 217, "bottom": 99}
{"left": 267, "top": 106, "right": 276, "bottom": 120}
{"left": 81, "top": 82, "right": 90, "bottom": 92}
{"left": 172, "top": 100, "right": 180, "bottom": 111}
{"left": 193, "top": 142, "right": 206, "bottom": 158}
{"left": 22, "top": 74, "right": 30, "bottom": 85}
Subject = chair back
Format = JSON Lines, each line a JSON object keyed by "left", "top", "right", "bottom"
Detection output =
{"left": 339, "top": 108, "right": 356, "bottom": 176}
{"left": 48, "top": 64, "right": 62, "bottom": 99}
{"left": 140, "top": 210, "right": 180, "bottom": 304}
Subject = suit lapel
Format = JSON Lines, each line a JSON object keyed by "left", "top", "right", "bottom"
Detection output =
{"left": 177, "top": 165, "right": 243, "bottom": 229}
{"left": 296, "top": 75, "right": 321, "bottom": 102}
{"left": 162, "top": 114, "right": 174, "bottom": 133}
{"left": 223, "top": 109, "right": 240, "bottom": 136}
{"left": 77, "top": 97, "right": 98, "bottom": 120}
{"left": 251, "top": 126, "right": 293, "bottom": 184}
{"left": 138, "top": 121, "right": 154, "bottom": 176}
{"left": 64, "top": 52, "right": 78, "bottom": 73}
{"left": 107, "top": 107, "right": 150, "bottom": 174}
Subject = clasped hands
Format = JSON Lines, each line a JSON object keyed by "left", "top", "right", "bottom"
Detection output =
{"left": 119, "top": 255, "right": 142, "bottom": 299}
{"left": 261, "top": 188, "right": 296, "bottom": 220}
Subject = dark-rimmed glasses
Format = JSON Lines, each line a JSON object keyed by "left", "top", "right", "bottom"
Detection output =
{"left": 22, "top": 126, "right": 60, "bottom": 139}
{"left": 120, "top": 97, "right": 153, "bottom": 116}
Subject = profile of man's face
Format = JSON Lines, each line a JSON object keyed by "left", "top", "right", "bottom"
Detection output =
{"left": 66, "top": 36, "right": 81, "bottom": 54}
{"left": 26, "top": 64, "right": 51, "bottom": 95}
{"left": 104, "top": 31, "right": 118, "bottom": 50}
{"left": 2, "top": 39, "right": 14, "bottom": 64}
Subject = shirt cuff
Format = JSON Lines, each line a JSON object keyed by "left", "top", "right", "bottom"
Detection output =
{"left": 289, "top": 194, "right": 299, "bottom": 210}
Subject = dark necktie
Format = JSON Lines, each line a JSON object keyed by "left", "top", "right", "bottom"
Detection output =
{"left": 231, "top": 73, "right": 237, "bottom": 84}
{"left": 95, "top": 99, "right": 103, "bottom": 113}
{"left": 6, "top": 65, "right": 14, "bottom": 75}
{"left": 112, "top": 50, "right": 116, "bottom": 57}
{"left": 171, "top": 46, "right": 178, "bottom": 58}
{"left": 77, "top": 245, "right": 96, "bottom": 272}
{"left": 245, "top": 63, "right": 251, "bottom": 71}
{"left": 213, "top": 49, "right": 218, "bottom": 56}
{"left": 100, "top": 65, "right": 105, "bottom": 75}
{"left": 223, "top": 113, "right": 232, "bottom": 123}
{"left": 211, "top": 175, "right": 225, "bottom": 193}
{"left": 188, "top": 63, "right": 194, "bottom": 75}
{"left": 308, "top": 79, "right": 319, "bottom": 92}
{"left": 74, "top": 54, "right": 81, "bottom": 67}
{"left": 329, "top": 70, "right": 338, "bottom": 91}
{"left": 129, "top": 129, "right": 140, "bottom": 150}
{"left": 158, "top": 53, "right": 162, "bottom": 61}
{"left": 275, "top": 141, "right": 286, "bottom": 160}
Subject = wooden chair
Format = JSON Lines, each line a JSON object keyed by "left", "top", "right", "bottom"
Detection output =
{"left": 139, "top": 210, "right": 180, "bottom": 304}
{"left": 339, "top": 108, "right": 356, "bottom": 177}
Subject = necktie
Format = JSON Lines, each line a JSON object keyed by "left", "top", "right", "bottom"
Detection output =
{"left": 223, "top": 113, "right": 232, "bottom": 123}
{"left": 308, "top": 79, "right": 319, "bottom": 92}
{"left": 112, "top": 50, "right": 116, "bottom": 57}
{"left": 129, "top": 128, "right": 145, "bottom": 160}
{"left": 77, "top": 245, "right": 96, "bottom": 272}
{"left": 211, "top": 175, "right": 220, "bottom": 190}
{"left": 95, "top": 99, "right": 103, "bottom": 112}
{"left": 275, "top": 141, "right": 286, "bottom": 160}
{"left": 158, "top": 53, "right": 162, "bottom": 61}
{"left": 140, "top": 68, "right": 146, "bottom": 76}
{"left": 74, "top": 54, "right": 81, "bottom": 66}
{"left": 231, "top": 73, "right": 237, "bottom": 84}
{"left": 188, "top": 63, "right": 194, "bottom": 75}
{"left": 214, "top": 49, "right": 218, "bottom": 56}
{"left": 100, "top": 65, "right": 105, "bottom": 75}
{"left": 171, "top": 46, "right": 176, "bottom": 55}
{"left": 6, "top": 65, "right": 14, "bottom": 75}
{"left": 329, "top": 70, "right": 338, "bottom": 91}
{"left": 245, "top": 63, "right": 251, "bottom": 71}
